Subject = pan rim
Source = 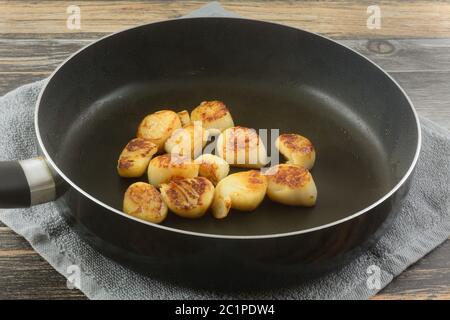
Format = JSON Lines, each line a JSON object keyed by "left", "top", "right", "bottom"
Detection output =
{"left": 34, "top": 17, "right": 422, "bottom": 240}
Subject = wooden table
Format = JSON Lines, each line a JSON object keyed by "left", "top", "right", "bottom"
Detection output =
{"left": 0, "top": 1, "right": 449, "bottom": 300}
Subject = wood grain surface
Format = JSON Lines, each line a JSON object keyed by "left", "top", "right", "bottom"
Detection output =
{"left": 1, "top": 0, "right": 450, "bottom": 38}
{"left": 0, "top": 0, "right": 449, "bottom": 300}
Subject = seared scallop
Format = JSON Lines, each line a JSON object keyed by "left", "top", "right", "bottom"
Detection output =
{"left": 265, "top": 164, "right": 317, "bottom": 207}
{"left": 117, "top": 138, "right": 158, "bottom": 178}
{"left": 191, "top": 100, "right": 234, "bottom": 132}
{"left": 147, "top": 154, "right": 199, "bottom": 187}
{"left": 216, "top": 126, "right": 268, "bottom": 168}
{"left": 195, "top": 154, "right": 230, "bottom": 185}
{"left": 160, "top": 177, "right": 215, "bottom": 218}
{"left": 177, "top": 110, "right": 191, "bottom": 127}
{"left": 164, "top": 123, "right": 209, "bottom": 159}
{"left": 211, "top": 170, "right": 268, "bottom": 219}
{"left": 137, "top": 110, "right": 182, "bottom": 152}
{"left": 276, "top": 134, "right": 316, "bottom": 169}
{"left": 123, "top": 182, "right": 168, "bottom": 223}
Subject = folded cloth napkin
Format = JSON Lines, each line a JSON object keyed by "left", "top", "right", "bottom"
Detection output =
{"left": 1, "top": 2, "right": 449, "bottom": 300}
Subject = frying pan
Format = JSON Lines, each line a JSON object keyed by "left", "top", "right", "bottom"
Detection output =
{"left": 0, "top": 18, "right": 420, "bottom": 290}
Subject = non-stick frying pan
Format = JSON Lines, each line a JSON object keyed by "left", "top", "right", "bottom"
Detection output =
{"left": 0, "top": 18, "right": 420, "bottom": 290}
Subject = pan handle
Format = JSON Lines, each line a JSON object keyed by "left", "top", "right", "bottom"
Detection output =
{"left": 0, "top": 157, "right": 56, "bottom": 208}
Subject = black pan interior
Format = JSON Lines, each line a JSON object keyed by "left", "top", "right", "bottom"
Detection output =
{"left": 38, "top": 18, "right": 419, "bottom": 236}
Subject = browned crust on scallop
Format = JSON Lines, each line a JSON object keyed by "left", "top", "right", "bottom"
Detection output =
{"left": 163, "top": 177, "right": 212, "bottom": 210}
{"left": 247, "top": 170, "right": 266, "bottom": 186}
{"left": 199, "top": 162, "right": 219, "bottom": 184}
{"left": 118, "top": 138, "right": 157, "bottom": 169}
{"left": 266, "top": 164, "right": 311, "bottom": 188}
{"left": 196, "top": 101, "right": 229, "bottom": 121}
{"left": 118, "top": 159, "right": 134, "bottom": 169}
{"left": 126, "top": 183, "right": 163, "bottom": 215}
{"left": 126, "top": 138, "right": 157, "bottom": 152}
{"left": 153, "top": 154, "right": 192, "bottom": 168}
{"left": 279, "top": 134, "right": 314, "bottom": 153}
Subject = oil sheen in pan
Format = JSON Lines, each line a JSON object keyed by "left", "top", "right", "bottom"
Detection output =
{"left": 57, "top": 77, "right": 391, "bottom": 236}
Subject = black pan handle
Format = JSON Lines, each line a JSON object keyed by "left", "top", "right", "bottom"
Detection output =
{"left": 0, "top": 157, "right": 56, "bottom": 208}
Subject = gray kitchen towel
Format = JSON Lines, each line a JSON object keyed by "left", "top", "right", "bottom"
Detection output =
{"left": 0, "top": 2, "right": 450, "bottom": 300}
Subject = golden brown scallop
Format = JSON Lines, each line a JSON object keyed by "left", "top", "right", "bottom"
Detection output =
{"left": 123, "top": 182, "right": 168, "bottom": 223}
{"left": 147, "top": 154, "right": 199, "bottom": 187}
{"left": 191, "top": 100, "right": 234, "bottom": 132}
{"left": 216, "top": 126, "right": 268, "bottom": 168}
{"left": 276, "top": 134, "right": 316, "bottom": 169}
{"left": 117, "top": 138, "right": 158, "bottom": 178}
{"left": 265, "top": 163, "right": 317, "bottom": 207}
{"left": 164, "top": 123, "right": 209, "bottom": 159}
{"left": 160, "top": 177, "right": 215, "bottom": 219}
{"left": 211, "top": 170, "right": 268, "bottom": 219}
{"left": 195, "top": 154, "right": 230, "bottom": 185}
{"left": 137, "top": 110, "right": 182, "bottom": 152}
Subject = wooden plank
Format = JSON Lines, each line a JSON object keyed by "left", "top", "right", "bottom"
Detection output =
{"left": 0, "top": 72, "right": 49, "bottom": 96}
{"left": 0, "top": 39, "right": 89, "bottom": 73}
{"left": 0, "top": 226, "right": 34, "bottom": 250}
{"left": 0, "top": 256, "right": 86, "bottom": 299}
{"left": 0, "top": 226, "right": 85, "bottom": 299}
{"left": 0, "top": 1, "right": 450, "bottom": 39}
{"left": 341, "top": 39, "right": 450, "bottom": 72}
{"left": 374, "top": 240, "right": 450, "bottom": 300}
{"left": 390, "top": 71, "right": 450, "bottom": 129}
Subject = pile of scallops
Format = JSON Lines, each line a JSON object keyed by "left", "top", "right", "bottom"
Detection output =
{"left": 118, "top": 101, "right": 317, "bottom": 224}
